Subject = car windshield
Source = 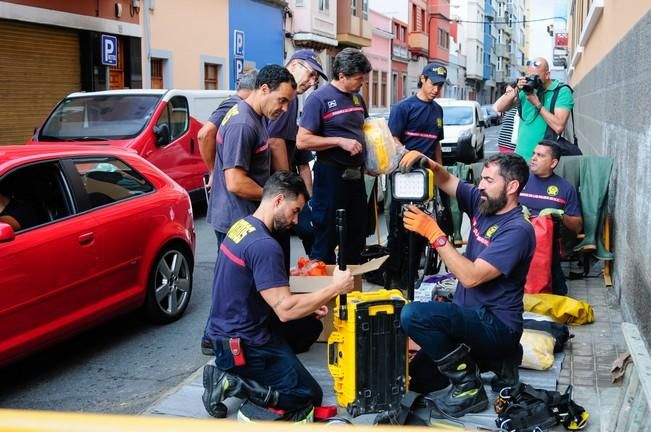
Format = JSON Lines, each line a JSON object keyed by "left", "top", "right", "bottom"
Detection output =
{"left": 442, "top": 106, "right": 473, "bottom": 125}
{"left": 39, "top": 95, "right": 161, "bottom": 141}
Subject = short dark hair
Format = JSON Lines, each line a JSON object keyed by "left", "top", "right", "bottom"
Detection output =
{"left": 255, "top": 64, "right": 297, "bottom": 92}
{"left": 537, "top": 139, "right": 561, "bottom": 161}
{"left": 484, "top": 153, "right": 530, "bottom": 194}
{"left": 332, "top": 48, "right": 372, "bottom": 80}
{"left": 262, "top": 171, "right": 309, "bottom": 202}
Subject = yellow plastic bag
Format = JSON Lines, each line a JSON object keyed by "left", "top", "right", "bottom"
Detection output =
{"left": 523, "top": 293, "right": 595, "bottom": 325}
{"left": 362, "top": 118, "right": 402, "bottom": 174}
{"left": 520, "top": 329, "right": 555, "bottom": 370}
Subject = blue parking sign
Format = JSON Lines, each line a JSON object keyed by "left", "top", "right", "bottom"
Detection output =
{"left": 234, "top": 30, "right": 245, "bottom": 57}
{"left": 101, "top": 35, "right": 118, "bottom": 66}
{"left": 234, "top": 58, "right": 244, "bottom": 81}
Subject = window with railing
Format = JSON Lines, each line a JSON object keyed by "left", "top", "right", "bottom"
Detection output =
{"left": 204, "top": 64, "right": 219, "bottom": 90}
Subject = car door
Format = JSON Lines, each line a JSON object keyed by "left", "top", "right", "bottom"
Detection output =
{"left": 146, "top": 95, "right": 203, "bottom": 193}
{"left": 68, "top": 157, "right": 159, "bottom": 309}
{"left": 0, "top": 160, "right": 103, "bottom": 364}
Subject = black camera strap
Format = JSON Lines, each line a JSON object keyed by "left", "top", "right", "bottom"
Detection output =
{"left": 547, "top": 84, "right": 578, "bottom": 146}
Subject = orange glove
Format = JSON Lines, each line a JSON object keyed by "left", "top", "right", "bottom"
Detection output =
{"left": 399, "top": 150, "right": 431, "bottom": 173}
{"left": 403, "top": 205, "right": 445, "bottom": 243}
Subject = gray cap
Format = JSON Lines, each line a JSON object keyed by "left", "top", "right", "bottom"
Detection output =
{"left": 236, "top": 69, "right": 258, "bottom": 90}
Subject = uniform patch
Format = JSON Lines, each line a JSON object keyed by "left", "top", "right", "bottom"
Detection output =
{"left": 227, "top": 219, "right": 256, "bottom": 244}
{"left": 547, "top": 185, "right": 559, "bottom": 196}
{"left": 485, "top": 225, "right": 499, "bottom": 239}
{"left": 221, "top": 105, "right": 239, "bottom": 126}
{"left": 352, "top": 94, "right": 360, "bottom": 106}
{"left": 327, "top": 100, "right": 337, "bottom": 109}
{"left": 437, "top": 117, "right": 443, "bottom": 128}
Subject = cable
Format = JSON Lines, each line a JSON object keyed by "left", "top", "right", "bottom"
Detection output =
{"left": 452, "top": 16, "right": 567, "bottom": 25}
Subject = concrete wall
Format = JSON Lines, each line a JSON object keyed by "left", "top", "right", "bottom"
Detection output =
{"left": 572, "top": 10, "right": 651, "bottom": 345}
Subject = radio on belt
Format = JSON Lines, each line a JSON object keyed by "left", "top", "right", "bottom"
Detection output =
{"left": 391, "top": 168, "right": 435, "bottom": 202}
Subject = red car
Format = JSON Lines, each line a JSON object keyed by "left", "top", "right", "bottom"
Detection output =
{"left": 0, "top": 145, "right": 195, "bottom": 367}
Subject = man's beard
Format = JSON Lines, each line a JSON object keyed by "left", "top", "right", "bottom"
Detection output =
{"left": 272, "top": 214, "right": 294, "bottom": 232}
{"left": 479, "top": 187, "right": 508, "bottom": 215}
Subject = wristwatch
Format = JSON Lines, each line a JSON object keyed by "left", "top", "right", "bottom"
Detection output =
{"left": 432, "top": 235, "right": 448, "bottom": 249}
{"left": 535, "top": 103, "right": 543, "bottom": 112}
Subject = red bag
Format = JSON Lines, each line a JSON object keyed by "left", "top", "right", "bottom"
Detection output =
{"left": 524, "top": 215, "right": 554, "bottom": 294}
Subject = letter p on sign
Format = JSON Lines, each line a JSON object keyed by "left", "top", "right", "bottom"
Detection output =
{"left": 101, "top": 35, "right": 118, "bottom": 66}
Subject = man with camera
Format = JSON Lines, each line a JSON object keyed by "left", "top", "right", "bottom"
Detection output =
{"left": 494, "top": 57, "right": 574, "bottom": 161}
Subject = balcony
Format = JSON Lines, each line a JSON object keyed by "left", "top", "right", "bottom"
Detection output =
{"left": 336, "top": 8, "right": 372, "bottom": 48}
{"left": 495, "top": 70, "right": 505, "bottom": 83}
{"left": 495, "top": 43, "right": 508, "bottom": 58}
{"left": 392, "top": 42, "right": 409, "bottom": 62}
{"left": 408, "top": 31, "right": 429, "bottom": 57}
{"left": 510, "top": 53, "right": 520, "bottom": 67}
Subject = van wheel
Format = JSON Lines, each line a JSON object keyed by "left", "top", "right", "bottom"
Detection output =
{"left": 144, "top": 245, "right": 193, "bottom": 324}
{"left": 477, "top": 139, "right": 485, "bottom": 160}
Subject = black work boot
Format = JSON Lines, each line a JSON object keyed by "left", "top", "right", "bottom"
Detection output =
{"left": 432, "top": 344, "right": 488, "bottom": 418}
{"left": 202, "top": 364, "right": 280, "bottom": 418}
{"left": 488, "top": 344, "right": 522, "bottom": 392}
{"left": 202, "top": 365, "right": 229, "bottom": 418}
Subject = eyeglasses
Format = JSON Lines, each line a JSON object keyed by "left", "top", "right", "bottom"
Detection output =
{"left": 297, "top": 61, "right": 318, "bottom": 80}
{"left": 526, "top": 59, "right": 543, "bottom": 67}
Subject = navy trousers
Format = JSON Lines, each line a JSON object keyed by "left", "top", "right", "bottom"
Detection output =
{"left": 309, "top": 161, "right": 367, "bottom": 265}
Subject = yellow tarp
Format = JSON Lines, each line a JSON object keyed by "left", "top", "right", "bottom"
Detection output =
{"left": 523, "top": 293, "right": 595, "bottom": 325}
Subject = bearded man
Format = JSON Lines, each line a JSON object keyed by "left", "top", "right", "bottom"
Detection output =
{"left": 395, "top": 151, "right": 535, "bottom": 418}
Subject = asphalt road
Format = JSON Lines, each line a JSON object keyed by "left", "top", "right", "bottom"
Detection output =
{"left": 0, "top": 210, "right": 219, "bottom": 415}
{"left": 0, "top": 125, "right": 501, "bottom": 415}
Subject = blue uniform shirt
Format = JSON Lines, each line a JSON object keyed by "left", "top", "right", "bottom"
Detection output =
{"left": 299, "top": 83, "right": 367, "bottom": 167}
{"left": 388, "top": 95, "right": 444, "bottom": 158}
{"left": 208, "top": 95, "right": 242, "bottom": 128}
{"left": 519, "top": 173, "right": 581, "bottom": 217}
{"left": 267, "top": 97, "right": 314, "bottom": 167}
{"left": 454, "top": 182, "right": 536, "bottom": 332}
{"left": 207, "top": 101, "right": 270, "bottom": 233}
{"left": 206, "top": 216, "right": 288, "bottom": 346}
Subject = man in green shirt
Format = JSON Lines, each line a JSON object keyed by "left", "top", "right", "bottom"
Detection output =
{"left": 494, "top": 57, "right": 574, "bottom": 160}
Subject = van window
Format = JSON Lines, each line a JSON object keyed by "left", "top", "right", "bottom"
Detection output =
{"left": 73, "top": 158, "right": 154, "bottom": 209}
{"left": 442, "top": 106, "right": 474, "bottom": 126}
{"left": 39, "top": 95, "right": 160, "bottom": 141}
{"left": 156, "top": 96, "right": 189, "bottom": 143}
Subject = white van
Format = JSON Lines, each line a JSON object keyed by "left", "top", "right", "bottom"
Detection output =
{"left": 30, "top": 89, "right": 235, "bottom": 203}
{"left": 437, "top": 99, "right": 488, "bottom": 163}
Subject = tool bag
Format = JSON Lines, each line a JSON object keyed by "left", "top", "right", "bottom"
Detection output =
{"left": 494, "top": 383, "right": 589, "bottom": 431}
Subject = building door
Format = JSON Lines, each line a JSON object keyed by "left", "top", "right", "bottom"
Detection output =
{"left": 0, "top": 19, "right": 80, "bottom": 145}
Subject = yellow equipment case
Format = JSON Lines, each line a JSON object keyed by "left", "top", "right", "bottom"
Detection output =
{"left": 327, "top": 289, "right": 408, "bottom": 417}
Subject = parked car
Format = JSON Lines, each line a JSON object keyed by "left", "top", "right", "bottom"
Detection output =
{"left": 481, "top": 104, "right": 502, "bottom": 126}
{"left": 438, "top": 99, "right": 487, "bottom": 163}
{"left": 28, "top": 89, "right": 234, "bottom": 204}
{"left": 0, "top": 145, "right": 195, "bottom": 367}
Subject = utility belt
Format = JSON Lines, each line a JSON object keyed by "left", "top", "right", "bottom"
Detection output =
{"left": 316, "top": 159, "right": 364, "bottom": 181}
{"left": 212, "top": 337, "right": 247, "bottom": 370}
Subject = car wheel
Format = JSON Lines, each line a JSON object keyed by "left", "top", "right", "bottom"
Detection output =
{"left": 145, "top": 244, "right": 193, "bottom": 324}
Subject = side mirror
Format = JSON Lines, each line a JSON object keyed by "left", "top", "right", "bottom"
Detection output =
{"left": 0, "top": 222, "right": 15, "bottom": 242}
{"left": 153, "top": 123, "right": 171, "bottom": 146}
{"left": 478, "top": 120, "right": 487, "bottom": 128}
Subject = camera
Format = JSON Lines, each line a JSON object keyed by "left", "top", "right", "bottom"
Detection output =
{"left": 521, "top": 74, "right": 542, "bottom": 94}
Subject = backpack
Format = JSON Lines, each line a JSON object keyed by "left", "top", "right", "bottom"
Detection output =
{"left": 543, "top": 84, "right": 582, "bottom": 156}
{"left": 494, "top": 383, "right": 589, "bottom": 431}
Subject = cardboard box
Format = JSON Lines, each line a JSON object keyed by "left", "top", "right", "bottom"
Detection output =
{"left": 289, "top": 255, "right": 389, "bottom": 342}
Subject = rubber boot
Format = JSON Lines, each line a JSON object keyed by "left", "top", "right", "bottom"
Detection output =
{"left": 432, "top": 344, "right": 488, "bottom": 418}
{"left": 202, "top": 364, "right": 280, "bottom": 418}
{"left": 488, "top": 344, "right": 522, "bottom": 392}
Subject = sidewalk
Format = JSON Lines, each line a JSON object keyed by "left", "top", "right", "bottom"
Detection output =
{"left": 143, "top": 258, "right": 623, "bottom": 431}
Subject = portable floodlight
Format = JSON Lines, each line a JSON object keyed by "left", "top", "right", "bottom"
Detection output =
{"left": 391, "top": 168, "right": 435, "bottom": 203}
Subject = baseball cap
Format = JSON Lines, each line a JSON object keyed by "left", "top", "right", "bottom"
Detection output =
{"left": 422, "top": 63, "right": 448, "bottom": 84}
{"left": 289, "top": 49, "right": 327, "bottom": 80}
